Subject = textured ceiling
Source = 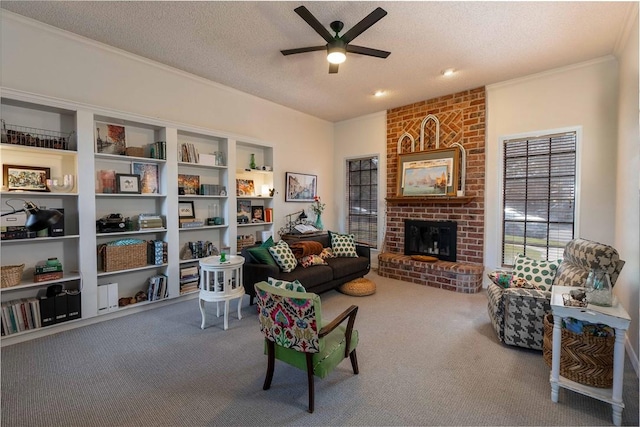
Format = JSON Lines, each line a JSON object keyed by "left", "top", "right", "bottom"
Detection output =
{"left": 1, "top": 1, "right": 634, "bottom": 122}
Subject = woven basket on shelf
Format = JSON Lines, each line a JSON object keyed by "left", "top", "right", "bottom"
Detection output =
{"left": 1, "top": 264, "right": 24, "bottom": 288}
{"left": 98, "top": 242, "right": 148, "bottom": 272}
{"left": 125, "top": 147, "right": 144, "bottom": 157}
{"left": 237, "top": 235, "right": 256, "bottom": 251}
{"left": 543, "top": 314, "right": 614, "bottom": 388}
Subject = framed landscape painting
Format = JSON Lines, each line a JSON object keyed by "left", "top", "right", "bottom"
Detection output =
{"left": 95, "top": 122, "right": 127, "bottom": 155}
{"left": 3, "top": 165, "right": 50, "bottom": 192}
{"left": 285, "top": 172, "right": 316, "bottom": 202}
{"left": 397, "top": 147, "right": 459, "bottom": 197}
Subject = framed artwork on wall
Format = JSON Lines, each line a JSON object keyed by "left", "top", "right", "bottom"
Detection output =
{"left": 285, "top": 172, "right": 317, "bottom": 202}
{"left": 397, "top": 147, "right": 459, "bottom": 197}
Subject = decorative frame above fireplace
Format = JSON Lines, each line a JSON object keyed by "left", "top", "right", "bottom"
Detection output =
{"left": 397, "top": 147, "right": 459, "bottom": 197}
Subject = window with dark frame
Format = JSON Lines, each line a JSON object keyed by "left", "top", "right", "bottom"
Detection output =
{"left": 347, "top": 157, "right": 378, "bottom": 248}
{"left": 502, "top": 132, "right": 576, "bottom": 266}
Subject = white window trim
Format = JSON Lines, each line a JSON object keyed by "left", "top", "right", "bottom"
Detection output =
{"left": 496, "top": 126, "right": 582, "bottom": 264}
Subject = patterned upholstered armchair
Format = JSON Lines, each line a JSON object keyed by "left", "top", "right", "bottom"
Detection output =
{"left": 487, "top": 238, "right": 625, "bottom": 350}
{"left": 254, "top": 281, "right": 359, "bottom": 413}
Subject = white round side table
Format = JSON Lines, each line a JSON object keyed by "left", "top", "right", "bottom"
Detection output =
{"left": 199, "top": 255, "right": 245, "bottom": 330}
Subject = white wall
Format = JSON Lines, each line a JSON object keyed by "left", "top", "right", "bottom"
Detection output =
{"left": 485, "top": 57, "right": 619, "bottom": 268}
{"left": 0, "top": 11, "right": 336, "bottom": 234}
{"left": 614, "top": 11, "right": 639, "bottom": 364}
{"left": 334, "top": 112, "right": 387, "bottom": 266}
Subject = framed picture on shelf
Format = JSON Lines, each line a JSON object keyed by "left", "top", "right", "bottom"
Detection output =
{"left": 3, "top": 164, "right": 50, "bottom": 192}
{"left": 285, "top": 172, "right": 316, "bottom": 202}
{"left": 97, "top": 169, "right": 117, "bottom": 194}
{"left": 95, "top": 122, "right": 127, "bottom": 155}
{"left": 178, "top": 201, "right": 195, "bottom": 219}
{"left": 115, "top": 173, "right": 140, "bottom": 194}
{"left": 251, "top": 205, "right": 264, "bottom": 222}
{"left": 131, "top": 162, "right": 159, "bottom": 194}
{"left": 236, "top": 179, "right": 255, "bottom": 196}
{"left": 178, "top": 174, "right": 200, "bottom": 195}
{"left": 397, "top": 147, "right": 459, "bottom": 197}
{"left": 237, "top": 200, "right": 251, "bottom": 224}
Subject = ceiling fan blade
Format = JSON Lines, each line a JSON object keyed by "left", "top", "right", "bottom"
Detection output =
{"left": 346, "top": 45, "right": 391, "bottom": 58}
{"left": 341, "top": 7, "right": 387, "bottom": 44}
{"left": 294, "top": 6, "right": 334, "bottom": 43}
{"left": 329, "top": 63, "right": 339, "bottom": 74}
{"left": 281, "top": 46, "right": 326, "bottom": 56}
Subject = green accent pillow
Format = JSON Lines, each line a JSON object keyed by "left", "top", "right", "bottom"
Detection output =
{"left": 513, "top": 254, "right": 561, "bottom": 291}
{"left": 268, "top": 240, "right": 298, "bottom": 272}
{"left": 267, "top": 277, "right": 306, "bottom": 292}
{"left": 329, "top": 231, "right": 358, "bottom": 258}
{"left": 247, "top": 237, "right": 277, "bottom": 266}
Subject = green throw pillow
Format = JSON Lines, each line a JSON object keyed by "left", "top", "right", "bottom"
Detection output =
{"left": 268, "top": 240, "right": 298, "bottom": 272}
{"left": 513, "top": 253, "right": 561, "bottom": 291}
{"left": 329, "top": 231, "right": 358, "bottom": 258}
{"left": 247, "top": 237, "right": 277, "bottom": 266}
{"left": 267, "top": 277, "right": 306, "bottom": 293}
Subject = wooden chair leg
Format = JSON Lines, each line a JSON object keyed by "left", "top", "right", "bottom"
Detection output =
{"left": 306, "top": 353, "right": 314, "bottom": 413}
{"left": 350, "top": 349, "right": 359, "bottom": 375}
{"left": 263, "top": 340, "right": 275, "bottom": 390}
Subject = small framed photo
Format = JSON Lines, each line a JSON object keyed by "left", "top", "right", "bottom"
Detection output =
{"left": 3, "top": 164, "right": 50, "bottom": 192}
{"left": 285, "top": 172, "right": 317, "bottom": 202}
{"left": 95, "top": 121, "right": 127, "bottom": 155}
{"left": 132, "top": 162, "right": 159, "bottom": 194}
{"left": 251, "top": 205, "right": 264, "bottom": 222}
{"left": 115, "top": 173, "right": 140, "bottom": 194}
{"left": 178, "top": 201, "right": 195, "bottom": 218}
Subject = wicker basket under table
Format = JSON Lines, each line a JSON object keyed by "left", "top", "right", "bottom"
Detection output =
{"left": 99, "top": 242, "right": 148, "bottom": 272}
{"left": 543, "top": 314, "right": 614, "bottom": 388}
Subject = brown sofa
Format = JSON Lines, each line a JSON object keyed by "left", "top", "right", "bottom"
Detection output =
{"left": 241, "top": 233, "right": 370, "bottom": 305}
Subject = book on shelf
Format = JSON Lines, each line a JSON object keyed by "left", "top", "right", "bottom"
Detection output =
{"left": 147, "top": 274, "right": 168, "bottom": 301}
{"left": 265, "top": 208, "right": 273, "bottom": 223}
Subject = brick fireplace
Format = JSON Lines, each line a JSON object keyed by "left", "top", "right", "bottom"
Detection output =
{"left": 378, "top": 87, "right": 486, "bottom": 293}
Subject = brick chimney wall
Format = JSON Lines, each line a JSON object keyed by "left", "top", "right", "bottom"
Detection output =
{"left": 385, "top": 87, "right": 486, "bottom": 265}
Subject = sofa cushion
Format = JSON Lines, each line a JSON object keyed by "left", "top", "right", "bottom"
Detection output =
{"left": 272, "top": 265, "right": 334, "bottom": 289}
{"left": 268, "top": 240, "right": 298, "bottom": 273}
{"left": 267, "top": 277, "right": 306, "bottom": 292}
{"left": 325, "top": 256, "right": 369, "bottom": 279}
{"left": 246, "top": 237, "right": 277, "bottom": 266}
{"left": 329, "top": 231, "right": 358, "bottom": 258}
{"left": 513, "top": 254, "right": 560, "bottom": 291}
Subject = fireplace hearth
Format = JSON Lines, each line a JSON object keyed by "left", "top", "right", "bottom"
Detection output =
{"left": 404, "top": 219, "right": 457, "bottom": 262}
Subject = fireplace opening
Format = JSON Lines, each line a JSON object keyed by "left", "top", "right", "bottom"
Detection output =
{"left": 404, "top": 220, "right": 457, "bottom": 262}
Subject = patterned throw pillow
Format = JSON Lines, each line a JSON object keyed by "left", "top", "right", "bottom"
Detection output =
{"left": 267, "top": 277, "right": 306, "bottom": 292}
{"left": 319, "top": 247, "right": 337, "bottom": 259}
{"left": 246, "top": 237, "right": 276, "bottom": 266}
{"left": 268, "top": 240, "right": 298, "bottom": 272}
{"left": 513, "top": 254, "right": 561, "bottom": 291}
{"left": 488, "top": 270, "right": 513, "bottom": 288}
{"left": 510, "top": 276, "right": 541, "bottom": 290}
{"left": 329, "top": 232, "right": 358, "bottom": 258}
{"left": 300, "top": 254, "right": 328, "bottom": 268}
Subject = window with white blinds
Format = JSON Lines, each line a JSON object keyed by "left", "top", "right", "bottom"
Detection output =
{"left": 347, "top": 157, "right": 378, "bottom": 248}
{"left": 502, "top": 132, "right": 576, "bottom": 265}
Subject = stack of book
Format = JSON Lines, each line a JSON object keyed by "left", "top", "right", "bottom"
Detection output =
{"left": 147, "top": 274, "right": 168, "bottom": 301}
{"left": 180, "top": 265, "right": 199, "bottom": 295}
{"left": 179, "top": 142, "right": 199, "bottom": 163}
{"left": 136, "top": 214, "right": 164, "bottom": 231}
{"left": 34, "top": 258, "right": 63, "bottom": 283}
{"left": 149, "top": 140, "right": 166, "bottom": 160}
{"left": 1, "top": 291, "right": 81, "bottom": 335}
{"left": 179, "top": 218, "right": 204, "bottom": 228}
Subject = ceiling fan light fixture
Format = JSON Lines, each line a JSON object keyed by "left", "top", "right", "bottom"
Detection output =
{"left": 374, "top": 90, "right": 386, "bottom": 97}
{"left": 327, "top": 47, "right": 346, "bottom": 64}
{"left": 442, "top": 68, "right": 456, "bottom": 77}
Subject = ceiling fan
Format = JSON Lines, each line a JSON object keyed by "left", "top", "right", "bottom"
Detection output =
{"left": 281, "top": 6, "right": 390, "bottom": 74}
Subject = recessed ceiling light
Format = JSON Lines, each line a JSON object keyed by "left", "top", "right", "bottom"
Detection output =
{"left": 442, "top": 68, "right": 456, "bottom": 77}
{"left": 374, "top": 90, "right": 386, "bottom": 97}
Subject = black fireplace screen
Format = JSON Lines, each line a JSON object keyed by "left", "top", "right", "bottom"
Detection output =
{"left": 404, "top": 220, "right": 457, "bottom": 262}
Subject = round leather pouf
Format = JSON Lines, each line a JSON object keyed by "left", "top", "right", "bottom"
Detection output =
{"left": 338, "top": 278, "right": 376, "bottom": 296}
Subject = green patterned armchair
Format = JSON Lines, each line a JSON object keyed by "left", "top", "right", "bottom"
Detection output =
{"left": 254, "top": 281, "right": 359, "bottom": 413}
{"left": 487, "top": 238, "right": 625, "bottom": 350}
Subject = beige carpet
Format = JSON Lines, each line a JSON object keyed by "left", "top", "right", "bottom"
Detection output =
{"left": 1, "top": 271, "right": 638, "bottom": 426}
